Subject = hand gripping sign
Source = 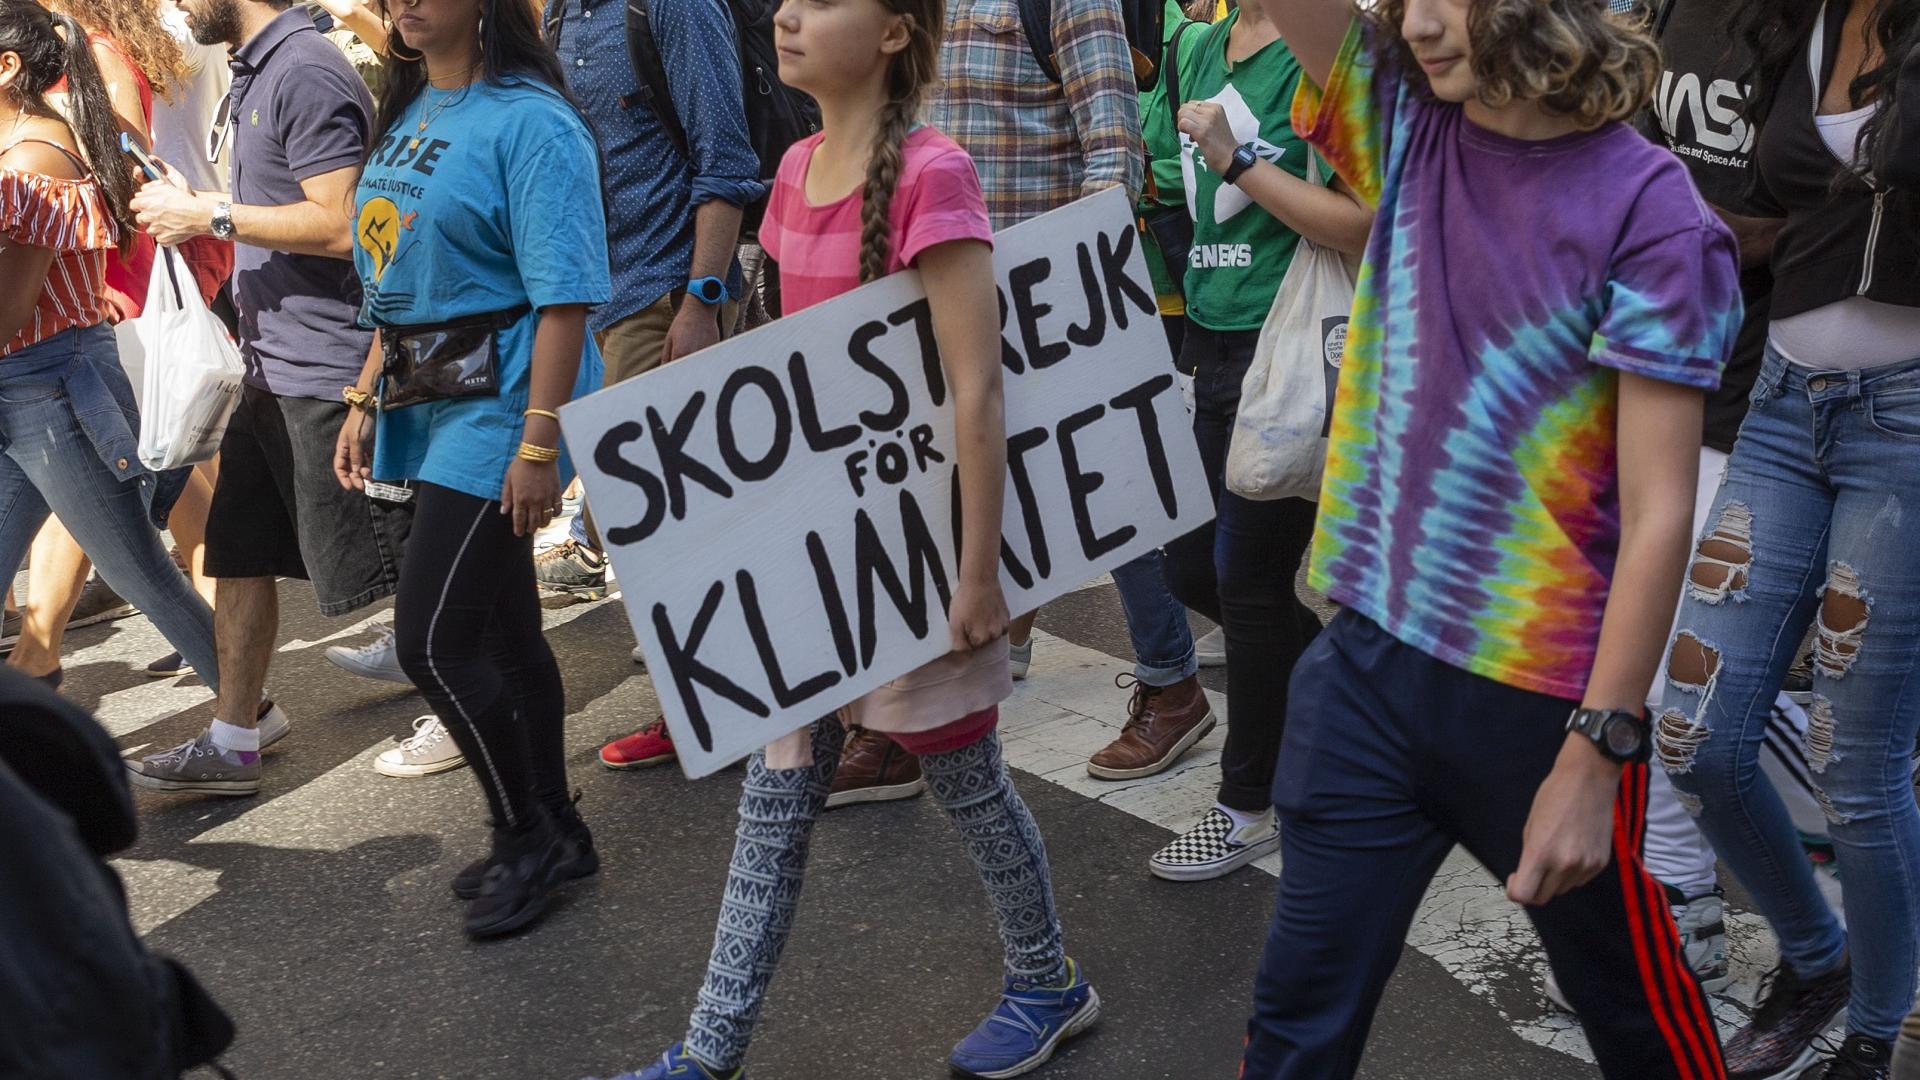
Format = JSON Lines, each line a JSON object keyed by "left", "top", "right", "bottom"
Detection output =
{"left": 561, "top": 189, "right": 1214, "bottom": 777}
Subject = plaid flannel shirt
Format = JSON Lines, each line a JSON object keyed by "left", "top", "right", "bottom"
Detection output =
{"left": 924, "top": 0, "right": 1144, "bottom": 231}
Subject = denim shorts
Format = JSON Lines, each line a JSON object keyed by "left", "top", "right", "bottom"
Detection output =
{"left": 204, "top": 385, "right": 412, "bottom": 616}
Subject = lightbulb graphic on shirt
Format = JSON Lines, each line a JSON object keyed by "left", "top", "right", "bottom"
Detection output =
{"left": 357, "top": 196, "right": 401, "bottom": 284}
{"left": 1179, "top": 83, "right": 1288, "bottom": 225}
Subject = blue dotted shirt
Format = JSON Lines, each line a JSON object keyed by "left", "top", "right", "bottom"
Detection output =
{"left": 548, "top": 0, "right": 764, "bottom": 332}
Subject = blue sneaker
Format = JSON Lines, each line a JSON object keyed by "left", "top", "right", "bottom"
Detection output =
{"left": 948, "top": 958, "right": 1100, "bottom": 1078}
{"left": 586, "top": 1043, "right": 743, "bottom": 1080}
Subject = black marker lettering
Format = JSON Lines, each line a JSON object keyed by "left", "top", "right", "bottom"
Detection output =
{"left": 789, "top": 351, "right": 860, "bottom": 452}
{"left": 1066, "top": 242, "right": 1106, "bottom": 349}
{"left": 1097, "top": 227, "right": 1156, "bottom": 330}
{"left": 594, "top": 420, "right": 666, "bottom": 545}
{"left": 1004, "top": 426, "right": 1052, "bottom": 580}
{"left": 888, "top": 299, "right": 946, "bottom": 406}
{"left": 1057, "top": 404, "right": 1135, "bottom": 560}
{"left": 848, "top": 320, "right": 911, "bottom": 430}
{"left": 807, "top": 530, "right": 857, "bottom": 676}
{"left": 646, "top": 392, "right": 733, "bottom": 521}
{"left": 1010, "top": 257, "right": 1070, "bottom": 370}
{"left": 715, "top": 366, "right": 792, "bottom": 482}
{"left": 652, "top": 582, "right": 770, "bottom": 752}
{"left": 1108, "top": 374, "right": 1179, "bottom": 520}
{"left": 852, "top": 493, "right": 952, "bottom": 668}
{"left": 736, "top": 569, "right": 839, "bottom": 708}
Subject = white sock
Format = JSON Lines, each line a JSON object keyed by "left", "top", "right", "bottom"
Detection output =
{"left": 1218, "top": 803, "right": 1267, "bottom": 833}
{"left": 210, "top": 718, "right": 260, "bottom": 759}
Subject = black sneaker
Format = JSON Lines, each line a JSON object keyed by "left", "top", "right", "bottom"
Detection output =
{"left": 1726, "top": 960, "right": 1852, "bottom": 1079}
{"left": 454, "top": 799, "right": 598, "bottom": 905}
{"left": 1812, "top": 1033, "right": 1892, "bottom": 1080}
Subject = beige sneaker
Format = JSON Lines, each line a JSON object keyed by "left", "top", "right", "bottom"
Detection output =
{"left": 374, "top": 716, "right": 467, "bottom": 778}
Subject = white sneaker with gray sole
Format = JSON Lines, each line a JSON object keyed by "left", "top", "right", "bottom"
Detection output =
{"left": 374, "top": 716, "right": 467, "bottom": 778}
{"left": 325, "top": 624, "right": 411, "bottom": 685}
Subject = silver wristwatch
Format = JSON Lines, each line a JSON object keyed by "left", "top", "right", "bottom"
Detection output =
{"left": 210, "top": 200, "right": 234, "bottom": 240}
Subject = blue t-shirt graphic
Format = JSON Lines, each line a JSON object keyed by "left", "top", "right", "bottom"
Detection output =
{"left": 354, "top": 79, "right": 612, "bottom": 501}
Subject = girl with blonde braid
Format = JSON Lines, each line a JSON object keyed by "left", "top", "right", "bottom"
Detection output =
{"left": 589, "top": 0, "right": 1095, "bottom": 1076}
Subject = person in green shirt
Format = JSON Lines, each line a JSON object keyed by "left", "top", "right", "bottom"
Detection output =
{"left": 1142, "top": 0, "right": 1372, "bottom": 884}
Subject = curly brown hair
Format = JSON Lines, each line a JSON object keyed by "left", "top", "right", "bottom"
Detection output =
{"left": 46, "top": 0, "right": 187, "bottom": 99}
{"left": 1366, "top": 0, "right": 1661, "bottom": 130}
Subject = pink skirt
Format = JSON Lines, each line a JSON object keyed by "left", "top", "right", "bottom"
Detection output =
{"left": 764, "top": 636, "right": 1013, "bottom": 769}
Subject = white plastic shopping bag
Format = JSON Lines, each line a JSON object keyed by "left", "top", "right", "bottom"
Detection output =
{"left": 134, "top": 246, "right": 244, "bottom": 470}
{"left": 1224, "top": 158, "right": 1358, "bottom": 502}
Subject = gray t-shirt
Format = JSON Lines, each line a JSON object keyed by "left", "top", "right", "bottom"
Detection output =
{"left": 226, "top": 8, "right": 373, "bottom": 398}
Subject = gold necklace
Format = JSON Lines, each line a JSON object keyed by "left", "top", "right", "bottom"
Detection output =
{"left": 409, "top": 84, "right": 468, "bottom": 151}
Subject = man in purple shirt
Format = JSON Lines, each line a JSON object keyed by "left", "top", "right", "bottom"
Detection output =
{"left": 127, "top": 0, "right": 415, "bottom": 796}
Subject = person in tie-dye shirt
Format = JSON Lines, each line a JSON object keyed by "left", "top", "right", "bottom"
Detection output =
{"left": 1238, "top": 1, "right": 1741, "bottom": 1078}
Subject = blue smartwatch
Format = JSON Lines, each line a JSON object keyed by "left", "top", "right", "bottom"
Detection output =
{"left": 687, "top": 276, "right": 731, "bottom": 305}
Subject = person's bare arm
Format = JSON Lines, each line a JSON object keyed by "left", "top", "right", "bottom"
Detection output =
{"left": 312, "top": 0, "right": 391, "bottom": 54}
{"left": 1256, "top": 0, "right": 1354, "bottom": 89}
{"left": 1715, "top": 208, "right": 1782, "bottom": 270}
{"left": 916, "top": 238, "right": 1009, "bottom": 654}
{"left": 90, "top": 40, "right": 151, "bottom": 148}
{"left": 133, "top": 163, "right": 359, "bottom": 259}
{"left": 1180, "top": 99, "right": 1373, "bottom": 254}
{"left": 0, "top": 143, "right": 78, "bottom": 342}
{"left": 334, "top": 334, "right": 383, "bottom": 490}
{"left": 502, "top": 303, "right": 590, "bottom": 536}
{"left": 661, "top": 199, "right": 745, "bottom": 364}
{"left": 1507, "top": 372, "right": 1703, "bottom": 906}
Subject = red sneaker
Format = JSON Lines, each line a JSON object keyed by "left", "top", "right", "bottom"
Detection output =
{"left": 599, "top": 719, "right": 677, "bottom": 770}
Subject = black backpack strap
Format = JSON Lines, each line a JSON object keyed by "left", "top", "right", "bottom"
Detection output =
{"left": 626, "top": 0, "right": 691, "bottom": 158}
{"left": 1017, "top": 0, "right": 1063, "bottom": 85}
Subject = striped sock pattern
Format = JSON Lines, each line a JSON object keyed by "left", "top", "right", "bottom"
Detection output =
{"left": 684, "top": 718, "right": 845, "bottom": 1072}
{"left": 921, "top": 731, "right": 1068, "bottom": 984}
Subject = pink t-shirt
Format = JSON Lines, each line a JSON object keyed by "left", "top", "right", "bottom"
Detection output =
{"left": 761, "top": 126, "right": 993, "bottom": 313}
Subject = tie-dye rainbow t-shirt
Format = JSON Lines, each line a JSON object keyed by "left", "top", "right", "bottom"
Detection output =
{"left": 1290, "top": 22, "right": 1742, "bottom": 701}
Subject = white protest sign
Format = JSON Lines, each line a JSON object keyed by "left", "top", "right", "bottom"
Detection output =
{"left": 561, "top": 188, "right": 1212, "bottom": 777}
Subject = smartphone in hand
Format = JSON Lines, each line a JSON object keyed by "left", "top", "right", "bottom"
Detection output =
{"left": 120, "top": 131, "right": 165, "bottom": 183}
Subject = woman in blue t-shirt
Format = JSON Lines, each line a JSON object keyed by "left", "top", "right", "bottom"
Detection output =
{"left": 331, "top": 0, "right": 611, "bottom": 941}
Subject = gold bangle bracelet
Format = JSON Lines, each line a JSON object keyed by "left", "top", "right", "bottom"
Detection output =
{"left": 523, "top": 408, "right": 561, "bottom": 422}
{"left": 342, "top": 385, "right": 376, "bottom": 412}
{"left": 516, "top": 442, "right": 561, "bottom": 464}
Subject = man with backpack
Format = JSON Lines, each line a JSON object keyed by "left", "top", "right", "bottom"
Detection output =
{"left": 541, "top": 0, "right": 783, "bottom": 772}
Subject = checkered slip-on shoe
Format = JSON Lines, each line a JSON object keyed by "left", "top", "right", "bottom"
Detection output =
{"left": 1148, "top": 806, "right": 1280, "bottom": 882}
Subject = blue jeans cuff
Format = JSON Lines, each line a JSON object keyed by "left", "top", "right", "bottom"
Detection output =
{"left": 1135, "top": 648, "right": 1198, "bottom": 688}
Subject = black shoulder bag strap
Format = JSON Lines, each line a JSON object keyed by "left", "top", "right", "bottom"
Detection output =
{"left": 1017, "top": 0, "right": 1064, "bottom": 84}
{"left": 1163, "top": 19, "right": 1194, "bottom": 117}
{"left": 626, "top": 0, "right": 693, "bottom": 158}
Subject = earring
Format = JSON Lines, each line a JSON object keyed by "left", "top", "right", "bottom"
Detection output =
{"left": 387, "top": 32, "right": 424, "bottom": 61}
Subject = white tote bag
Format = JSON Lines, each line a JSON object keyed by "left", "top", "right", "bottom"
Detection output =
{"left": 134, "top": 246, "right": 244, "bottom": 470}
{"left": 1224, "top": 159, "right": 1358, "bottom": 502}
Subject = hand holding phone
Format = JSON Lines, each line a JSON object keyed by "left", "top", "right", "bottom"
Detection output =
{"left": 120, "top": 131, "right": 166, "bottom": 183}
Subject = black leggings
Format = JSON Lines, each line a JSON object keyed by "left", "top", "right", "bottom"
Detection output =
{"left": 1164, "top": 323, "right": 1322, "bottom": 813}
{"left": 393, "top": 481, "right": 567, "bottom": 831}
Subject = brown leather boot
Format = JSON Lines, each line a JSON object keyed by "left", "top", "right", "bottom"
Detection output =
{"left": 826, "top": 727, "right": 926, "bottom": 809}
{"left": 1086, "top": 675, "right": 1215, "bottom": 780}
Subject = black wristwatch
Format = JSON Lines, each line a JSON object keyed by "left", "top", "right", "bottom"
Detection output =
{"left": 1222, "top": 144, "right": 1258, "bottom": 186}
{"left": 1566, "top": 707, "right": 1651, "bottom": 764}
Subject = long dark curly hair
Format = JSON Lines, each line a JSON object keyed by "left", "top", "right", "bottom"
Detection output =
{"left": 1730, "top": 0, "right": 1917, "bottom": 190}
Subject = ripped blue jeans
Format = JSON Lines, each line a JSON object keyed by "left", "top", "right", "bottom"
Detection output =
{"left": 1656, "top": 345, "right": 1920, "bottom": 1041}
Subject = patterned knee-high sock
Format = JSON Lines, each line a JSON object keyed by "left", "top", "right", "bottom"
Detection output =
{"left": 683, "top": 718, "right": 845, "bottom": 1071}
{"left": 921, "top": 730, "right": 1068, "bottom": 985}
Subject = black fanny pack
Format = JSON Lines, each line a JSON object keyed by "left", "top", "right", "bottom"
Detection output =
{"left": 377, "top": 304, "right": 530, "bottom": 411}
